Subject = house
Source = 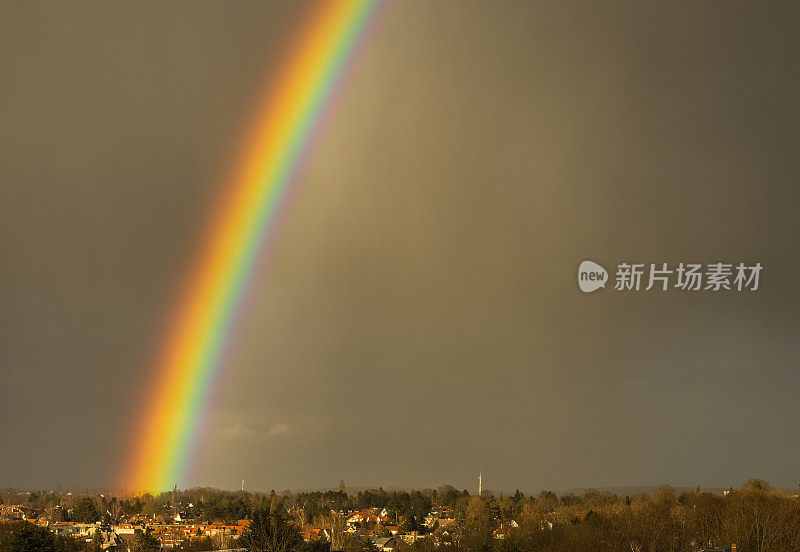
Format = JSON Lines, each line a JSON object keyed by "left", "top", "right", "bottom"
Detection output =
{"left": 370, "top": 537, "right": 397, "bottom": 552}
{"left": 398, "top": 533, "right": 425, "bottom": 544}
{"left": 97, "top": 530, "right": 124, "bottom": 551}
{"left": 494, "top": 520, "right": 519, "bottom": 539}
{"left": 303, "top": 528, "right": 327, "bottom": 542}
{"left": 174, "top": 511, "right": 196, "bottom": 523}
{"left": 50, "top": 523, "right": 80, "bottom": 537}
{"left": 438, "top": 519, "right": 456, "bottom": 529}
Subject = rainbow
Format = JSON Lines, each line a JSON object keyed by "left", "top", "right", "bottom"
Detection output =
{"left": 123, "top": 0, "right": 384, "bottom": 493}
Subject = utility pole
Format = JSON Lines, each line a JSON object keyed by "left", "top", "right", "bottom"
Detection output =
{"left": 478, "top": 472, "right": 482, "bottom": 497}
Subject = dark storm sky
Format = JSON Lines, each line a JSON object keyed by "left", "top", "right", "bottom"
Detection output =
{"left": 2, "top": 2, "right": 800, "bottom": 492}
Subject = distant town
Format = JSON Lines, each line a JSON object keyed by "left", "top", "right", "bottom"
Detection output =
{"left": 2, "top": 479, "right": 799, "bottom": 552}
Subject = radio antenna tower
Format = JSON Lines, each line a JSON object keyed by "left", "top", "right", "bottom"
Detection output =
{"left": 478, "top": 471, "right": 482, "bottom": 496}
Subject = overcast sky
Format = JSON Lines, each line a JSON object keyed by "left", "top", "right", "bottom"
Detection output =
{"left": 2, "top": 1, "right": 800, "bottom": 493}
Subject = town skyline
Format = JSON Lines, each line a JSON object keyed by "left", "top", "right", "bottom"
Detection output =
{"left": 2, "top": 478, "right": 797, "bottom": 551}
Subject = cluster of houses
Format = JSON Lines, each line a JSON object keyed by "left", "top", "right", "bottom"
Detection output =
{"left": 0, "top": 504, "right": 37, "bottom": 521}
{"left": 295, "top": 506, "right": 462, "bottom": 552}
{"left": 1, "top": 502, "right": 519, "bottom": 550}
{"left": 0, "top": 504, "right": 249, "bottom": 550}
{"left": 143, "top": 519, "right": 249, "bottom": 548}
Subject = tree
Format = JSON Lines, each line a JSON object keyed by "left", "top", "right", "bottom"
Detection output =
{"left": 339, "top": 534, "right": 375, "bottom": 552}
{"left": 743, "top": 478, "right": 770, "bottom": 492}
{"left": 72, "top": 498, "right": 100, "bottom": 523}
{"left": 302, "top": 539, "right": 332, "bottom": 552}
{"left": 1, "top": 522, "right": 88, "bottom": 552}
{"left": 5, "top": 523, "right": 63, "bottom": 552}
{"left": 722, "top": 487, "right": 800, "bottom": 552}
{"left": 132, "top": 528, "right": 161, "bottom": 552}
{"left": 401, "top": 514, "right": 419, "bottom": 534}
{"left": 241, "top": 508, "right": 302, "bottom": 552}
{"left": 318, "top": 511, "right": 345, "bottom": 550}
{"left": 456, "top": 497, "right": 494, "bottom": 552}
{"left": 92, "top": 528, "right": 103, "bottom": 551}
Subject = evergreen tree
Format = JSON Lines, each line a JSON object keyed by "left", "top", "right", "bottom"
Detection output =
{"left": 72, "top": 498, "right": 100, "bottom": 523}
{"left": 241, "top": 508, "right": 302, "bottom": 552}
